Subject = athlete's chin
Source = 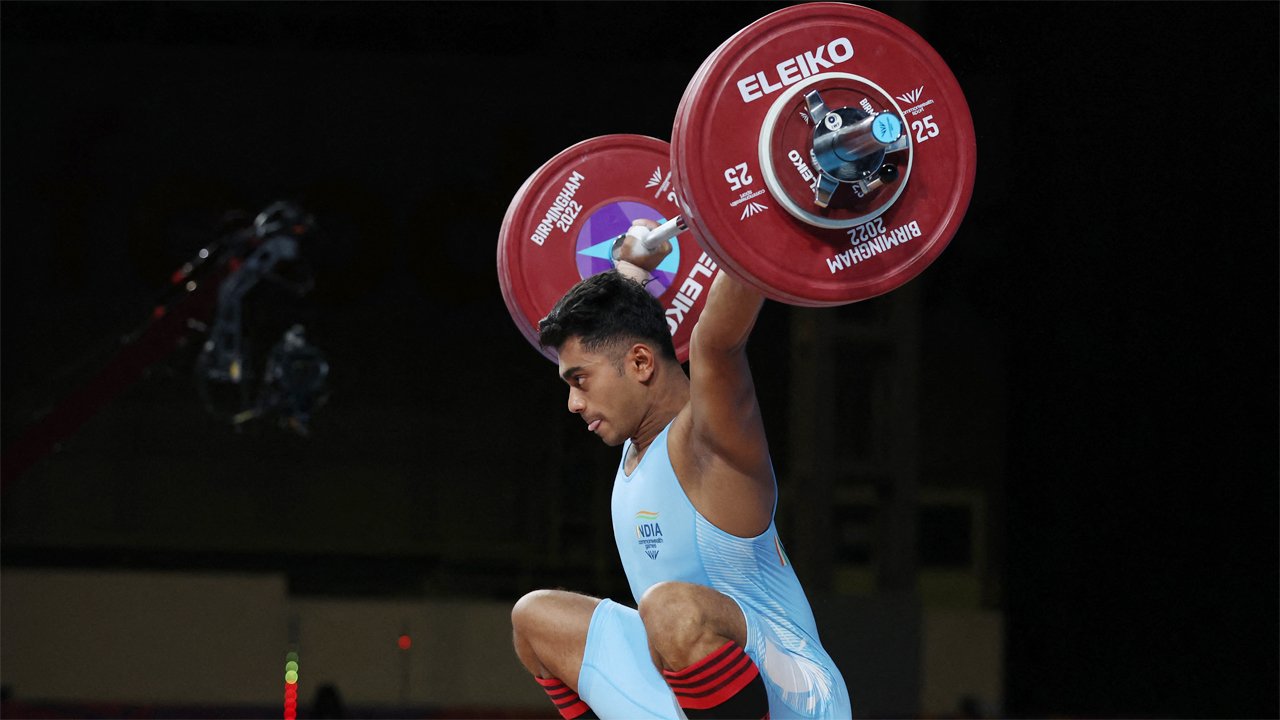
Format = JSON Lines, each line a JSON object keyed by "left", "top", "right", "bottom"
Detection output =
{"left": 599, "top": 433, "right": 626, "bottom": 448}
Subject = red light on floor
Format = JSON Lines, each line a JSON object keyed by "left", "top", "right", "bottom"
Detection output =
{"left": 283, "top": 650, "right": 299, "bottom": 720}
{"left": 398, "top": 634, "right": 412, "bottom": 651}
{"left": 284, "top": 683, "right": 297, "bottom": 720}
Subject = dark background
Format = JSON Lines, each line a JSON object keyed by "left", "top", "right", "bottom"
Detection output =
{"left": 2, "top": 2, "right": 1276, "bottom": 718}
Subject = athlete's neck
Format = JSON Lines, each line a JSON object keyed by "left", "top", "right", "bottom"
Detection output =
{"left": 629, "top": 365, "right": 689, "bottom": 455}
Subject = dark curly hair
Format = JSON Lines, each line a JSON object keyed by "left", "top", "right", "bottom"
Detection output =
{"left": 538, "top": 270, "right": 677, "bottom": 362}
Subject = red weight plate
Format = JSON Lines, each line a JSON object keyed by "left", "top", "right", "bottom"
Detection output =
{"left": 498, "top": 134, "right": 718, "bottom": 363}
{"left": 672, "top": 2, "right": 976, "bottom": 306}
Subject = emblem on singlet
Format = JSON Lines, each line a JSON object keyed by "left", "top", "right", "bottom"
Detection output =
{"left": 634, "top": 510, "right": 663, "bottom": 559}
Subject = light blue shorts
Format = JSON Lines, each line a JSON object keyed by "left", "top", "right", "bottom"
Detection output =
{"left": 578, "top": 598, "right": 852, "bottom": 719}
{"left": 578, "top": 599, "right": 683, "bottom": 718}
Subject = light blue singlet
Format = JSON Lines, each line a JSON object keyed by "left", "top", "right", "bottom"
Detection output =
{"left": 589, "top": 419, "right": 851, "bottom": 718}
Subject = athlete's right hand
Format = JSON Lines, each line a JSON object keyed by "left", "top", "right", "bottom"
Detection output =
{"left": 611, "top": 219, "right": 671, "bottom": 275}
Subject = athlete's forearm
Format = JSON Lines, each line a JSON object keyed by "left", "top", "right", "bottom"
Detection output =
{"left": 692, "top": 270, "right": 765, "bottom": 355}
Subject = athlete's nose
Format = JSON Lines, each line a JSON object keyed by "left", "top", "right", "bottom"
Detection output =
{"left": 567, "top": 388, "right": 585, "bottom": 414}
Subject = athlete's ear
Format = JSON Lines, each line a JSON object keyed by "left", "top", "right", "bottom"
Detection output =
{"left": 628, "top": 343, "right": 656, "bottom": 382}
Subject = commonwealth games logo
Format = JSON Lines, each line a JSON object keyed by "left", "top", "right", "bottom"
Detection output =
{"left": 635, "top": 510, "right": 663, "bottom": 560}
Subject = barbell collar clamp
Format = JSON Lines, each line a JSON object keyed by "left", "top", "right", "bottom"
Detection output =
{"left": 814, "top": 174, "right": 841, "bottom": 208}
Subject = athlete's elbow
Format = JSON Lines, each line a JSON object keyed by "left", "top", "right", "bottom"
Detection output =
{"left": 690, "top": 318, "right": 751, "bottom": 357}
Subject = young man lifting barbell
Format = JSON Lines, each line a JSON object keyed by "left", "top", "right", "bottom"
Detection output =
{"left": 510, "top": 219, "right": 852, "bottom": 719}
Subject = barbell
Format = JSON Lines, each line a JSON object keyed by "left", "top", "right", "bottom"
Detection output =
{"left": 498, "top": 2, "right": 976, "bottom": 362}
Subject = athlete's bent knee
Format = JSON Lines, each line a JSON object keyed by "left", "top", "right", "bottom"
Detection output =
{"left": 639, "top": 581, "right": 704, "bottom": 616}
{"left": 511, "top": 590, "right": 560, "bottom": 676}
{"left": 638, "top": 582, "right": 707, "bottom": 640}
{"left": 511, "top": 588, "right": 557, "bottom": 635}
{"left": 512, "top": 589, "right": 548, "bottom": 619}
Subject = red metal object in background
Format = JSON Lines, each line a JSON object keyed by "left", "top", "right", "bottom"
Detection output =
{"left": 2, "top": 201, "right": 323, "bottom": 491}
{"left": 0, "top": 250, "right": 234, "bottom": 492}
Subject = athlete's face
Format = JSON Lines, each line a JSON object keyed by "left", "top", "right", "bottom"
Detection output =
{"left": 557, "top": 336, "right": 647, "bottom": 447}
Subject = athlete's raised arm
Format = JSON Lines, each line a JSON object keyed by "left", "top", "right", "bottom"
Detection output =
{"left": 613, "top": 219, "right": 774, "bottom": 536}
{"left": 682, "top": 267, "right": 774, "bottom": 537}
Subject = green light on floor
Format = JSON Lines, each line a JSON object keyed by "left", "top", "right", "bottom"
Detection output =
{"left": 285, "top": 670, "right": 298, "bottom": 684}
{"left": 285, "top": 660, "right": 298, "bottom": 673}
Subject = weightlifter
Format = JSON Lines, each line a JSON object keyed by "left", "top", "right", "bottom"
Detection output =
{"left": 511, "top": 219, "right": 852, "bottom": 718}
